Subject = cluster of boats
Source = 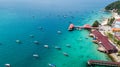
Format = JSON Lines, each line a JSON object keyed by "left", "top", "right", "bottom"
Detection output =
{"left": 14, "top": 32, "right": 71, "bottom": 67}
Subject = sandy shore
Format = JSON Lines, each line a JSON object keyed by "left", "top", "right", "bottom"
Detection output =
{"left": 112, "top": 12, "right": 120, "bottom": 19}
{"left": 100, "top": 12, "right": 120, "bottom": 62}
{"left": 101, "top": 18, "right": 108, "bottom": 26}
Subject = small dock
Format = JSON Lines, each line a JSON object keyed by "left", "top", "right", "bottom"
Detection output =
{"left": 88, "top": 60, "right": 120, "bottom": 67}
{"left": 68, "top": 24, "right": 98, "bottom": 31}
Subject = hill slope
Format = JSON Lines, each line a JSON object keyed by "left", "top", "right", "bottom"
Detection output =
{"left": 105, "top": 1, "right": 120, "bottom": 14}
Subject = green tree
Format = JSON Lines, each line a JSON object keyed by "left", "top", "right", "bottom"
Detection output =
{"left": 92, "top": 20, "right": 100, "bottom": 27}
{"left": 107, "top": 17, "right": 115, "bottom": 26}
{"left": 117, "top": 41, "right": 120, "bottom": 45}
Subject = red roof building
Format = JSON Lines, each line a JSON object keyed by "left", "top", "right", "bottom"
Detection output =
{"left": 92, "top": 30, "right": 118, "bottom": 54}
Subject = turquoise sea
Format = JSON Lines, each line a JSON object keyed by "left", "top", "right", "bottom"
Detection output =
{"left": 0, "top": 0, "right": 117, "bottom": 67}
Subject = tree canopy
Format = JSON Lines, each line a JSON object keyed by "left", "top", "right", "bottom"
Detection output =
{"left": 107, "top": 17, "right": 115, "bottom": 26}
{"left": 105, "top": 1, "right": 120, "bottom": 14}
{"left": 92, "top": 20, "right": 100, "bottom": 27}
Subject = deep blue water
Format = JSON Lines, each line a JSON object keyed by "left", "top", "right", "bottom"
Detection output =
{"left": 0, "top": 0, "right": 117, "bottom": 67}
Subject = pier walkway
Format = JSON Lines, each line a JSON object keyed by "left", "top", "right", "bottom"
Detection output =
{"left": 68, "top": 24, "right": 98, "bottom": 31}
{"left": 88, "top": 60, "right": 120, "bottom": 67}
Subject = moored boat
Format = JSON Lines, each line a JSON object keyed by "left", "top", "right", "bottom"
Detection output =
{"left": 55, "top": 46, "right": 61, "bottom": 50}
{"left": 48, "top": 63, "right": 56, "bottom": 67}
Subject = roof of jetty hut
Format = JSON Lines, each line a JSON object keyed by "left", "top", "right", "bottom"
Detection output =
{"left": 84, "top": 24, "right": 91, "bottom": 28}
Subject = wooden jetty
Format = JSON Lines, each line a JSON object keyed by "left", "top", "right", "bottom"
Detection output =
{"left": 68, "top": 24, "right": 98, "bottom": 31}
{"left": 88, "top": 60, "right": 120, "bottom": 67}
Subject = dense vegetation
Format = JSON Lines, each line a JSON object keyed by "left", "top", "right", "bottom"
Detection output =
{"left": 107, "top": 32, "right": 120, "bottom": 46}
{"left": 92, "top": 20, "right": 100, "bottom": 27}
{"left": 107, "top": 17, "right": 115, "bottom": 26}
{"left": 105, "top": 1, "right": 120, "bottom": 14}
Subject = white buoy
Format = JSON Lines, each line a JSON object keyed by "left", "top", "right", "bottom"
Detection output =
{"left": 5, "top": 64, "right": 10, "bottom": 67}
{"left": 44, "top": 45, "right": 49, "bottom": 48}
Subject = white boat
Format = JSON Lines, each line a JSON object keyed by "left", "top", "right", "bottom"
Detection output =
{"left": 66, "top": 44, "right": 71, "bottom": 48}
{"left": 29, "top": 35, "right": 34, "bottom": 38}
{"left": 16, "top": 40, "right": 21, "bottom": 44}
{"left": 57, "top": 31, "right": 62, "bottom": 34}
{"left": 55, "top": 46, "right": 61, "bottom": 50}
{"left": 63, "top": 52, "right": 69, "bottom": 56}
{"left": 33, "top": 54, "right": 39, "bottom": 58}
{"left": 34, "top": 41, "right": 39, "bottom": 44}
{"left": 48, "top": 63, "right": 56, "bottom": 67}
{"left": 5, "top": 64, "right": 10, "bottom": 67}
{"left": 44, "top": 45, "right": 49, "bottom": 48}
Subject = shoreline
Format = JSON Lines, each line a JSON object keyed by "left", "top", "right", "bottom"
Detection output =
{"left": 93, "top": 11, "right": 120, "bottom": 62}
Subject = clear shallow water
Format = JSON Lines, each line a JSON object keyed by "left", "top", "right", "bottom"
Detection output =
{"left": 0, "top": 0, "right": 117, "bottom": 67}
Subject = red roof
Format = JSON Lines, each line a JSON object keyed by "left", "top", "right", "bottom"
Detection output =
{"left": 116, "top": 18, "right": 120, "bottom": 22}
{"left": 84, "top": 24, "right": 91, "bottom": 28}
{"left": 92, "top": 30, "right": 117, "bottom": 53}
{"left": 69, "top": 24, "right": 74, "bottom": 29}
{"left": 115, "top": 35, "right": 120, "bottom": 40}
